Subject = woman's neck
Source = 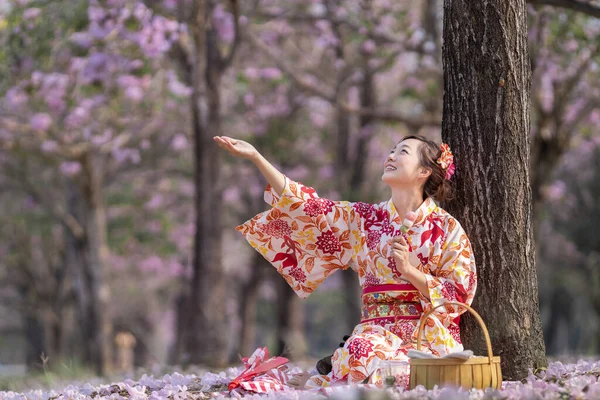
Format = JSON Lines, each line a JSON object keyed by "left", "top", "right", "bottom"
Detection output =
{"left": 391, "top": 188, "right": 425, "bottom": 220}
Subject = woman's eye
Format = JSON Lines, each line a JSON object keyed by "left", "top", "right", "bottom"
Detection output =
{"left": 401, "top": 149, "right": 408, "bottom": 154}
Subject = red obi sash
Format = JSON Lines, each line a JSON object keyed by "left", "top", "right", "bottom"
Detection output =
{"left": 361, "top": 283, "right": 423, "bottom": 324}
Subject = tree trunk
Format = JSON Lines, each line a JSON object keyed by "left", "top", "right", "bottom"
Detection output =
{"left": 81, "top": 153, "right": 113, "bottom": 376}
{"left": 441, "top": 0, "right": 547, "bottom": 380}
{"left": 185, "top": 0, "right": 228, "bottom": 367}
{"left": 237, "top": 252, "right": 263, "bottom": 358}
{"left": 66, "top": 201, "right": 94, "bottom": 367}
{"left": 24, "top": 312, "right": 46, "bottom": 371}
{"left": 337, "top": 61, "right": 377, "bottom": 338}
{"left": 169, "top": 293, "right": 187, "bottom": 365}
{"left": 275, "top": 278, "right": 307, "bottom": 360}
{"left": 336, "top": 104, "right": 361, "bottom": 336}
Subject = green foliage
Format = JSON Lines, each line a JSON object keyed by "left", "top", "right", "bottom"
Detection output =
{"left": 0, "top": 358, "right": 95, "bottom": 392}
{"left": 1, "top": 0, "right": 89, "bottom": 78}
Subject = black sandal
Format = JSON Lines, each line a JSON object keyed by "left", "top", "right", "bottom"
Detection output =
{"left": 315, "top": 335, "right": 350, "bottom": 375}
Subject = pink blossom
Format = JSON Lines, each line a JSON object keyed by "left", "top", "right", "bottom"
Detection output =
{"left": 213, "top": 4, "right": 234, "bottom": 43}
{"left": 65, "top": 106, "right": 90, "bottom": 129}
{"left": 409, "top": 28, "right": 426, "bottom": 45}
{"left": 23, "top": 7, "right": 41, "bottom": 20}
{"left": 166, "top": 260, "right": 185, "bottom": 277}
{"left": 91, "top": 129, "right": 113, "bottom": 146}
{"left": 129, "top": 59, "right": 144, "bottom": 70}
{"left": 244, "top": 67, "right": 260, "bottom": 80}
{"left": 30, "top": 113, "right": 52, "bottom": 131}
{"left": 179, "top": 181, "right": 194, "bottom": 197}
{"left": 318, "top": 165, "right": 334, "bottom": 180}
{"left": 243, "top": 93, "right": 255, "bottom": 107}
{"left": 168, "top": 75, "right": 192, "bottom": 97}
{"left": 223, "top": 187, "right": 240, "bottom": 203}
{"left": 261, "top": 67, "right": 282, "bottom": 80}
{"left": 30, "top": 71, "right": 43, "bottom": 86}
{"left": 117, "top": 75, "right": 140, "bottom": 88}
{"left": 60, "top": 162, "right": 82, "bottom": 176}
{"left": 133, "top": 3, "right": 151, "bottom": 21}
{"left": 145, "top": 194, "right": 163, "bottom": 210}
{"left": 171, "top": 134, "right": 188, "bottom": 151}
{"left": 309, "top": 109, "right": 327, "bottom": 128}
{"left": 41, "top": 140, "right": 59, "bottom": 153}
{"left": 125, "top": 86, "right": 144, "bottom": 102}
{"left": 88, "top": 6, "right": 106, "bottom": 22}
{"left": 546, "top": 181, "right": 566, "bottom": 201}
{"left": 334, "top": 59, "right": 345, "bottom": 70}
{"left": 139, "top": 255, "right": 163, "bottom": 272}
{"left": 5, "top": 87, "right": 28, "bottom": 110}
{"left": 112, "top": 148, "right": 141, "bottom": 164}
{"left": 70, "top": 32, "right": 94, "bottom": 48}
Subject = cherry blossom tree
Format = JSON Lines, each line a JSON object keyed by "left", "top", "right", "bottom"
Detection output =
{"left": 0, "top": 0, "right": 188, "bottom": 374}
{"left": 441, "top": 0, "right": 547, "bottom": 380}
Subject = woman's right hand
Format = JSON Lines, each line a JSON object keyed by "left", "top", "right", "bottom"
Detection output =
{"left": 213, "top": 136, "right": 259, "bottom": 160}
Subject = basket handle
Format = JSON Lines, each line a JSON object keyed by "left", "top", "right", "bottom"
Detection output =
{"left": 416, "top": 301, "right": 494, "bottom": 363}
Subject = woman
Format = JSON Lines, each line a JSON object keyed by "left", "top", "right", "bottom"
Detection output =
{"left": 213, "top": 135, "right": 476, "bottom": 389}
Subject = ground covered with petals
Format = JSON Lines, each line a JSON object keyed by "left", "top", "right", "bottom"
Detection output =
{"left": 1, "top": 360, "right": 599, "bottom": 399}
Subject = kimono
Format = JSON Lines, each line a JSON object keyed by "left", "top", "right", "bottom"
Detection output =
{"left": 236, "top": 177, "right": 477, "bottom": 388}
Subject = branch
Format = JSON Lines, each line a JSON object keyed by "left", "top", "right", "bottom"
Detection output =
{"left": 221, "top": 0, "right": 241, "bottom": 68}
{"left": 248, "top": 33, "right": 440, "bottom": 129}
{"left": 169, "top": 38, "right": 193, "bottom": 86}
{"left": 3, "top": 162, "right": 85, "bottom": 240}
{"left": 256, "top": 10, "right": 419, "bottom": 49}
{"left": 338, "top": 101, "right": 440, "bottom": 129}
{"left": 247, "top": 33, "right": 336, "bottom": 100}
{"left": 528, "top": 0, "right": 600, "bottom": 18}
{"left": 554, "top": 46, "right": 600, "bottom": 114}
{"left": 562, "top": 96, "right": 600, "bottom": 134}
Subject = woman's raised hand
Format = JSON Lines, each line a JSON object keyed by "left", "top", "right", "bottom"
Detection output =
{"left": 214, "top": 135, "right": 285, "bottom": 195}
{"left": 213, "top": 136, "right": 259, "bottom": 160}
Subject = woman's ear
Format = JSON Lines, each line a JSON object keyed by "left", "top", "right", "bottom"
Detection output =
{"left": 420, "top": 167, "right": 432, "bottom": 179}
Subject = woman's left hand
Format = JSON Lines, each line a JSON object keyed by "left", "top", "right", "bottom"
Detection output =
{"left": 390, "top": 235, "right": 413, "bottom": 275}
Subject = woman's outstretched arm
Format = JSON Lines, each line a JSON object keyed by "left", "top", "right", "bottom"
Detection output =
{"left": 213, "top": 135, "right": 285, "bottom": 195}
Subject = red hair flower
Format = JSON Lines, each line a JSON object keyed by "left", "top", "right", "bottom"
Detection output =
{"left": 437, "top": 143, "right": 455, "bottom": 180}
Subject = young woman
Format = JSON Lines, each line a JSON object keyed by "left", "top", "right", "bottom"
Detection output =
{"left": 214, "top": 135, "right": 476, "bottom": 389}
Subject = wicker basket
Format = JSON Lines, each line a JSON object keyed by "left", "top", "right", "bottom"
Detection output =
{"left": 408, "top": 302, "right": 502, "bottom": 390}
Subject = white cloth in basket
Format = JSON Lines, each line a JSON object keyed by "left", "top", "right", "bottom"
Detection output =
{"left": 407, "top": 349, "right": 474, "bottom": 360}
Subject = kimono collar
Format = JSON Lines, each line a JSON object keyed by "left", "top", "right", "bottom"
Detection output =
{"left": 388, "top": 197, "right": 438, "bottom": 227}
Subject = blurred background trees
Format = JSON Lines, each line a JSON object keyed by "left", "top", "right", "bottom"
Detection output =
{"left": 0, "top": 0, "right": 598, "bottom": 378}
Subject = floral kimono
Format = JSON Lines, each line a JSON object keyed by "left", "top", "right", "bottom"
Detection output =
{"left": 236, "top": 177, "right": 477, "bottom": 388}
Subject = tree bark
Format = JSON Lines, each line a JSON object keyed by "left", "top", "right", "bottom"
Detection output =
{"left": 81, "top": 153, "right": 113, "bottom": 375}
{"left": 185, "top": 0, "right": 228, "bottom": 367}
{"left": 237, "top": 252, "right": 263, "bottom": 358}
{"left": 275, "top": 278, "right": 307, "bottom": 360}
{"left": 441, "top": 0, "right": 547, "bottom": 380}
{"left": 337, "top": 56, "right": 377, "bottom": 338}
{"left": 24, "top": 312, "right": 46, "bottom": 371}
{"left": 336, "top": 102, "right": 361, "bottom": 336}
{"left": 66, "top": 182, "right": 94, "bottom": 367}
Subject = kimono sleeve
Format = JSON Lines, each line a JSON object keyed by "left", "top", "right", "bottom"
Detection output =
{"left": 236, "top": 176, "right": 365, "bottom": 299}
{"left": 419, "top": 222, "right": 477, "bottom": 323}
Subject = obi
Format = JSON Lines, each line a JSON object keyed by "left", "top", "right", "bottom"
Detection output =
{"left": 361, "top": 283, "right": 423, "bottom": 324}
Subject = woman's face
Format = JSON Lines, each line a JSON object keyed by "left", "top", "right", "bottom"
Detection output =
{"left": 381, "top": 138, "right": 428, "bottom": 187}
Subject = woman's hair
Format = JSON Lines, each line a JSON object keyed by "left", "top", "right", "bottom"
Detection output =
{"left": 399, "top": 135, "right": 453, "bottom": 202}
